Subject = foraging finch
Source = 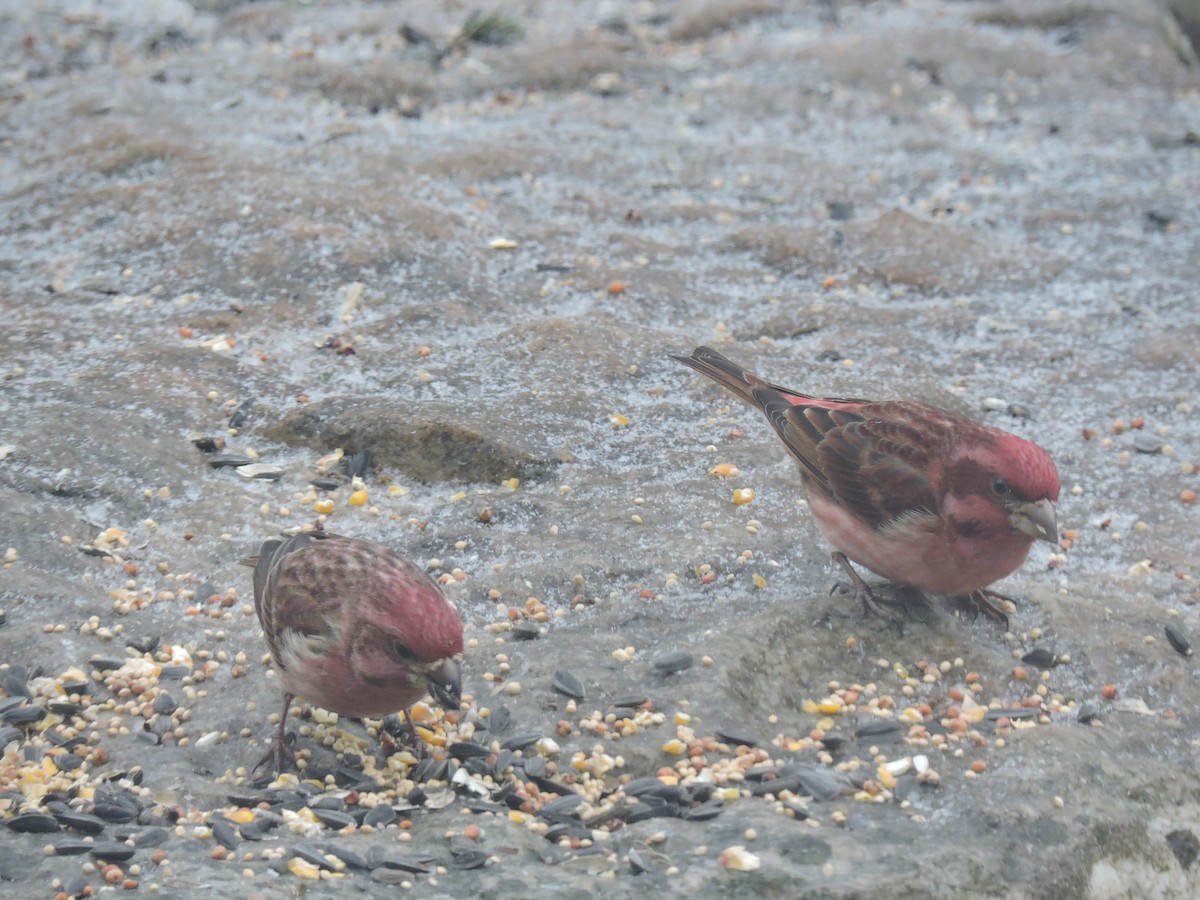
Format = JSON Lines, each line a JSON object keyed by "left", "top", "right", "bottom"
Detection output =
{"left": 242, "top": 531, "right": 463, "bottom": 772}
{"left": 673, "top": 346, "right": 1060, "bottom": 623}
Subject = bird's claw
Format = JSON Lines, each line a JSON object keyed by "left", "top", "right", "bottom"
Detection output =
{"left": 958, "top": 589, "right": 1015, "bottom": 630}
{"left": 252, "top": 730, "right": 297, "bottom": 779}
{"left": 830, "top": 553, "right": 905, "bottom": 634}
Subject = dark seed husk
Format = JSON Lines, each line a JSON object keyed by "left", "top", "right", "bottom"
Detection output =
{"left": 190, "top": 435, "right": 225, "bottom": 453}
{"left": 493, "top": 749, "right": 515, "bottom": 776}
{"left": 1166, "top": 623, "right": 1193, "bottom": 657}
{"left": 208, "top": 453, "right": 255, "bottom": 468}
{"left": 93, "top": 803, "right": 138, "bottom": 823}
{"left": 629, "top": 846, "right": 665, "bottom": 874}
{"left": 55, "top": 811, "right": 106, "bottom": 835}
{"left": 984, "top": 707, "right": 1040, "bottom": 721}
{"left": 362, "top": 804, "right": 398, "bottom": 828}
{"left": 520, "top": 756, "right": 547, "bottom": 778}
{"left": 625, "top": 801, "right": 680, "bottom": 824}
{"left": 653, "top": 651, "right": 693, "bottom": 675}
{"left": 371, "top": 867, "right": 413, "bottom": 885}
{"left": 226, "top": 793, "right": 263, "bottom": 808}
{"left": 211, "top": 817, "right": 239, "bottom": 849}
{"left": 135, "top": 730, "right": 162, "bottom": 746}
{"left": 366, "top": 847, "right": 435, "bottom": 873}
{"left": 88, "top": 658, "right": 124, "bottom": 672}
{"left": 510, "top": 621, "right": 541, "bottom": 640}
{"left": 530, "top": 775, "right": 578, "bottom": 797}
{"left": 52, "top": 839, "right": 96, "bottom": 856}
{"left": 610, "top": 695, "right": 648, "bottom": 708}
{"left": 0, "top": 726, "right": 22, "bottom": 746}
{"left": 1077, "top": 701, "right": 1101, "bottom": 724}
{"left": 1021, "top": 648, "right": 1059, "bottom": 669}
{"left": 318, "top": 842, "right": 370, "bottom": 870}
{"left": 55, "top": 753, "right": 84, "bottom": 771}
{"left": 789, "top": 765, "right": 849, "bottom": 801}
{"left": 466, "top": 800, "right": 506, "bottom": 814}
{"left": 539, "top": 794, "right": 584, "bottom": 819}
{"left": 48, "top": 701, "right": 82, "bottom": 717}
{"left": 238, "top": 822, "right": 265, "bottom": 841}
{"left": 682, "top": 798, "right": 725, "bottom": 821}
{"left": 160, "top": 665, "right": 192, "bottom": 680}
{"left": 406, "top": 787, "right": 427, "bottom": 807}
{"left": 312, "top": 808, "right": 356, "bottom": 830}
{"left": 126, "top": 635, "right": 160, "bottom": 654}
{"left": 152, "top": 693, "right": 178, "bottom": 715}
{"left": 853, "top": 719, "right": 904, "bottom": 739}
{"left": 412, "top": 757, "right": 448, "bottom": 784}
{"left": 500, "top": 733, "right": 539, "bottom": 752}
{"left": 715, "top": 727, "right": 758, "bottom": 748}
{"left": 448, "top": 741, "right": 491, "bottom": 761}
{"left": 291, "top": 842, "right": 337, "bottom": 870}
{"left": 227, "top": 399, "right": 255, "bottom": 429}
{"left": 544, "top": 821, "right": 593, "bottom": 841}
{"left": 90, "top": 841, "right": 136, "bottom": 862}
{"left": 6, "top": 812, "right": 60, "bottom": 833}
{"left": 117, "top": 826, "right": 169, "bottom": 848}
{"left": 2, "top": 674, "right": 30, "bottom": 698}
{"left": 486, "top": 706, "right": 511, "bottom": 735}
{"left": 451, "top": 850, "right": 489, "bottom": 870}
{"left": 4, "top": 705, "right": 46, "bottom": 726}
{"left": 308, "top": 795, "right": 344, "bottom": 811}
{"left": 552, "top": 670, "right": 585, "bottom": 700}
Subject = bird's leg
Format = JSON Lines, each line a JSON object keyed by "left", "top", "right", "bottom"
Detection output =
{"left": 403, "top": 706, "right": 429, "bottom": 760}
{"left": 958, "top": 589, "right": 1015, "bottom": 629}
{"left": 829, "top": 552, "right": 904, "bottom": 627}
{"left": 253, "top": 693, "right": 298, "bottom": 777}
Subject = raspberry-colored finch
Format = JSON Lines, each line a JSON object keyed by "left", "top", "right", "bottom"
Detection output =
{"left": 243, "top": 531, "right": 464, "bottom": 773}
{"left": 673, "top": 346, "right": 1060, "bottom": 624}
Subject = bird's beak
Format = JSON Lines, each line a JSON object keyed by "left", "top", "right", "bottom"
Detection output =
{"left": 1012, "top": 498, "right": 1058, "bottom": 544}
{"left": 423, "top": 658, "right": 462, "bottom": 709}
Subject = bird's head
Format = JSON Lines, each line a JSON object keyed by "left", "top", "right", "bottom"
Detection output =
{"left": 942, "top": 431, "right": 1061, "bottom": 547}
{"left": 350, "top": 565, "right": 465, "bottom": 711}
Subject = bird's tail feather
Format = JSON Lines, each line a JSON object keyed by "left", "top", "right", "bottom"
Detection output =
{"left": 670, "top": 345, "right": 763, "bottom": 406}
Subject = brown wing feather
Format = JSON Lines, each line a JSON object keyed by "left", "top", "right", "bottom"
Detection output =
{"left": 248, "top": 533, "right": 339, "bottom": 671}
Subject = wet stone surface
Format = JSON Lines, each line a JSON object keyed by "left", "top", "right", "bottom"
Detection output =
{"left": 2, "top": 0, "right": 1200, "bottom": 898}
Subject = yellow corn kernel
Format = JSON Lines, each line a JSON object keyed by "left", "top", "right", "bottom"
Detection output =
{"left": 732, "top": 488, "right": 755, "bottom": 505}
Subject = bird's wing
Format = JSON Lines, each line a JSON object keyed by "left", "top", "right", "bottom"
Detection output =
{"left": 254, "top": 534, "right": 339, "bottom": 669}
{"left": 761, "top": 394, "right": 942, "bottom": 530}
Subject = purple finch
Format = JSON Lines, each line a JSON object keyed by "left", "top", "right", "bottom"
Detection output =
{"left": 673, "top": 346, "right": 1060, "bottom": 623}
{"left": 243, "top": 531, "right": 463, "bottom": 772}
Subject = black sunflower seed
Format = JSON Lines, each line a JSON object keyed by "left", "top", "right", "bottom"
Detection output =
{"left": 610, "top": 695, "right": 648, "bottom": 709}
{"left": 122, "top": 826, "right": 169, "bottom": 848}
{"left": 539, "top": 794, "right": 584, "bottom": 819}
{"left": 366, "top": 847, "right": 434, "bottom": 873}
{"left": 291, "top": 843, "right": 337, "bottom": 870}
{"left": 520, "top": 756, "right": 547, "bottom": 778}
{"left": 211, "top": 817, "right": 239, "bottom": 849}
{"left": 308, "top": 795, "right": 344, "bottom": 811}
{"left": 529, "top": 775, "right": 577, "bottom": 797}
{"left": 486, "top": 706, "right": 512, "bottom": 734}
{"left": 312, "top": 808, "right": 355, "bottom": 830}
{"left": 451, "top": 850, "right": 489, "bottom": 870}
{"left": 317, "top": 842, "right": 369, "bottom": 870}
{"left": 552, "top": 670, "right": 585, "bottom": 700}
{"left": 511, "top": 621, "right": 541, "bottom": 640}
{"left": 682, "top": 798, "right": 725, "bottom": 821}
{"left": 152, "top": 693, "right": 178, "bottom": 715}
{"left": 0, "top": 726, "right": 22, "bottom": 746}
{"left": 6, "top": 812, "right": 60, "bottom": 833}
{"left": 362, "top": 805, "right": 397, "bottom": 828}
{"left": 715, "top": 727, "right": 757, "bottom": 748}
{"left": 52, "top": 839, "right": 96, "bottom": 856}
{"left": 4, "top": 705, "right": 46, "bottom": 726}
{"left": 54, "top": 811, "right": 105, "bottom": 835}
{"left": 790, "top": 765, "right": 846, "bottom": 801}
{"left": 448, "top": 741, "right": 491, "bottom": 761}
{"left": 1021, "top": 648, "right": 1059, "bottom": 669}
{"left": 208, "top": 453, "right": 255, "bottom": 469}
{"left": 90, "top": 841, "right": 136, "bottom": 862}
{"left": 3, "top": 675, "right": 30, "bottom": 698}
{"left": 159, "top": 665, "right": 191, "bottom": 680}
{"left": 653, "top": 651, "right": 693, "bottom": 675}
{"left": 1166, "top": 623, "right": 1192, "bottom": 657}
{"left": 853, "top": 719, "right": 904, "bottom": 740}
{"left": 984, "top": 707, "right": 1039, "bottom": 721}
{"left": 500, "top": 733, "right": 539, "bottom": 752}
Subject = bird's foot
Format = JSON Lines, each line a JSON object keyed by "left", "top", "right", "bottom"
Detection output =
{"left": 829, "top": 552, "right": 906, "bottom": 633}
{"left": 251, "top": 694, "right": 298, "bottom": 779}
{"left": 380, "top": 709, "right": 429, "bottom": 760}
{"left": 251, "top": 729, "right": 297, "bottom": 779}
{"left": 955, "top": 589, "right": 1015, "bottom": 629}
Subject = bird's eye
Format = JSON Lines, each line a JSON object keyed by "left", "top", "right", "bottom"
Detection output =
{"left": 993, "top": 478, "right": 1011, "bottom": 496}
{"left": 391, "top": 639, "right": 413, "bottom": 661}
